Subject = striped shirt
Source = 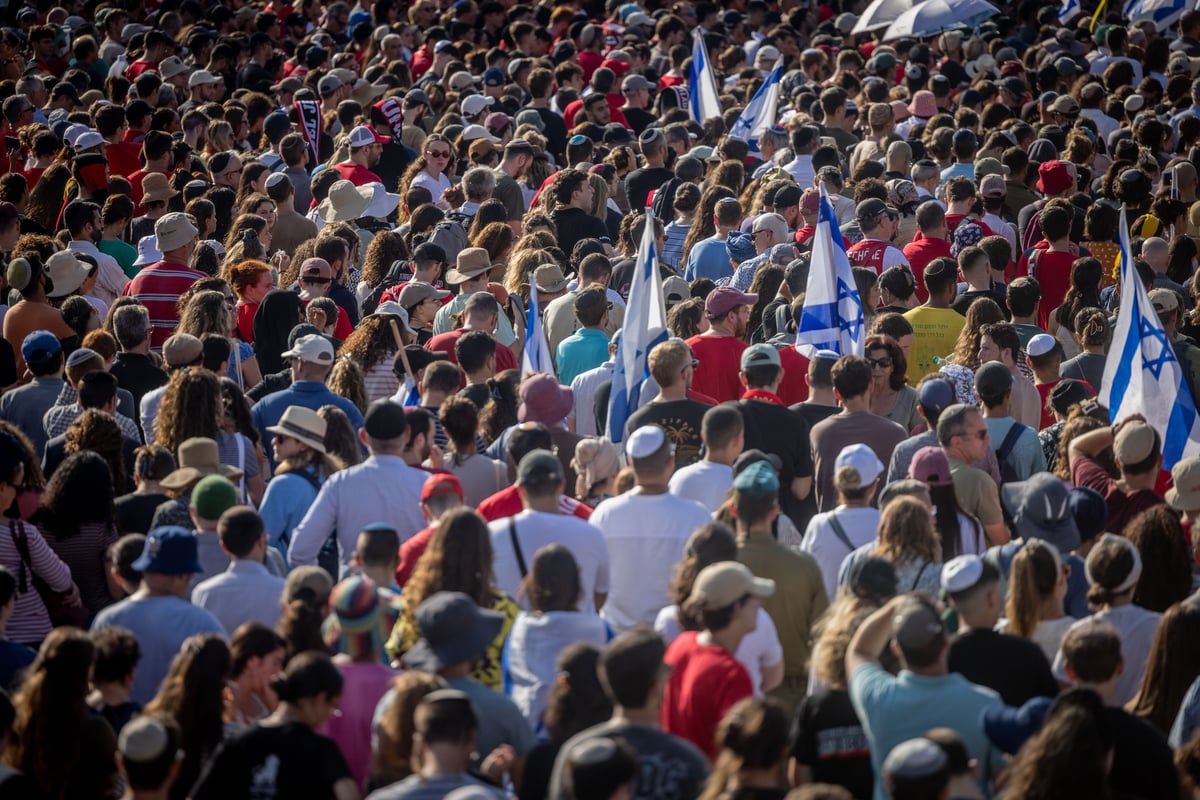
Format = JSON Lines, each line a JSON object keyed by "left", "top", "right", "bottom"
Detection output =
{"left": 0, "top": 519, "right": 72, "bottom": 643}
{"left": 41, "top": 520, "right": 117, "bottom": 617}
{"left": 121, "top": 260, "right": 206, "bottom": 348}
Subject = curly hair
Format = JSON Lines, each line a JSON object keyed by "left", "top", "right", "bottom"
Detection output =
{"left": 318, "top": 405, "right": 362, "bottom": 468}
{"left": 874, "top": 495, "right": 939, "bottom": 566}
{"left": 35, "top": 450, "right": 116, "bottom": 538}
{"left": 176, "top": 277, "right": 232, "bottom": 319}
{"left": 951, "top": 296, "right": 1004, "bottom": 369}
{"left": 398, "top": 134, "right": 451, "bottom": 222}
{"left": 327, "top": 357, "right": 368, "bottom": 414}
{"left": 359, "top": 230, "right": 409, "bottom": 291}
{"left": 179, "top": 290, "right": 234, "bottom": 340}
{"left": 144, "top": 634, "right": 231, "bottom": 799}
{"left": 472, "top": 221, "right": 515, "bottom": 264}
{"left": 227, "top": 259, "right": 272, "bottom": 301}
{"left": 372, "top": 673, "right": 447, "bottom": 785}
{"left": 63, "top": 410, "right": 126, "bottom": 494}
{"left": 155, "top": 369, "right": 222, "bottom": 455}
{"left": 340, "top": 316, "right": 404, "bottom": 373}
{"left": 8, "top": 628, "right": 103, "bottom": 800}
{"left": 479, "top": 369, "right": 521, "bottom": 446}
{"left": 399, "top": 509, "right": 497, "bottom": 637}
{"left": 1053, "top": 412, "right": 1108, "bottom": 481}
{"left": 812, "top": 591, "right": 885, "bottom": 689}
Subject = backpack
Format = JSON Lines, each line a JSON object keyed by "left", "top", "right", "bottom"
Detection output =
{"left": 428, "top": 212, "right": 471, "bottom": 263}
{"left": 650, "top": 176, "right": 683, "bottom": 225}
{"left": 361, "top": 258, "right": 414, "bottom": 316}
{"left": 995, "top": 422, "right": 1029, "bottom": 484}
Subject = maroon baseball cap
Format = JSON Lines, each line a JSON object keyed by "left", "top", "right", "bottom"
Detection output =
{"left": 705, "top": 286, "right": 757, "bottom": 318}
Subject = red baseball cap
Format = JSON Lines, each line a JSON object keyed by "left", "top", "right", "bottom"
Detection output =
{"left": 421, "top": 472, "right": 463, "bottom": 502}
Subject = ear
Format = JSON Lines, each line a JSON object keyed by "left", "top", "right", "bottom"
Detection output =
{"left": 358, "top": 427, "right": 370, "bottom": 448}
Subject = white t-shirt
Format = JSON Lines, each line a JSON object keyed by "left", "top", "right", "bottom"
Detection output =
{"left": 590, "top": 491, "right": 713, "bottom": 633}
{"left": 800, "top": 506, "right": 881, "bottom": 603}
{"left": 1053, "top": 604, "right": 1161, "bottom": 705}
{"left": 654, "top": 605, "right": 783, "bottom": 697}
{"left": 488, "top": 509, "right": 611, "bottom": 614}
{"left": 506, "top": 611, "right": 610, "bottom": 727}
{"left": 411, "top": 170, "right": 452, "bottom": 208}
{"left": 995, "top": 616, "right": 1075, "bottom": 665}
{"left": 668, "top": 461, "right": 734, "bottom": 512}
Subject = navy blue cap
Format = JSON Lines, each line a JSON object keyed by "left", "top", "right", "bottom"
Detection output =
{"left": 133, "top": 526, "right": 205, "bottom": 575}
{"left": 482, "top": 67, "right": 506, "bottom": 87}
{"left": 21, "top": 330, "right": 60, "bottom": 365}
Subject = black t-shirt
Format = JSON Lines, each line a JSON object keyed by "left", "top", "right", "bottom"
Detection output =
{"left": 951, "top": 287, "right": 1009, "bottom": 318}
{"left": 790, "top": 688, "right": 873, "bottom": 800}
{"left": 533, "top": 106, "right": 569, "bottom": 162}
{"left": 625, "top": 398, "right": 711, "bottom": 467}
{"left": 787, "top": 402, "right": 841, "bottom": 533}
{"left": 624, "top": 165, "right": 674, "bottom": 211}
{"left": 549, "top": 207, "right": 611, "bottom": 261}
{"left": 190, "top": 720, "right": 352, "bottom": 800}
{"left": 947, "top": 628, "right": 1059, "bottom": 707}
{"left": 237, "top": 62, "right": 274, "bottom": 94}
{"left": 459, "top": 382, "right": 492, "bottom": 409}
{"left": 623, "top": 106, "right": 657, "bottom": 136}
{"left": 1108, "top": 708, "right": 1180, "bottom": 800}
{"left": 735, "top": 399, "right": 814, "bottom": 526}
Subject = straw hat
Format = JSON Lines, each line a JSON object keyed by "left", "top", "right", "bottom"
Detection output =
{"left": 159, "top": 437, "right": 244, "bottom": 490}
{"left": 266, "top": 406, "right": 328, "bottom": 453}
{"left": 318, "top": 179, "right": 374, "bottom": 222}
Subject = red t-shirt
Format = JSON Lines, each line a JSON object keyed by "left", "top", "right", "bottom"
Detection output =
{"left": 106, "top": 141, "right": 143, "bottom": 180}
{"left": 776, "top": 346, "right": 810, "bottom": 405}
{"left": 125, "top": 59, "right": 158, "bottom": 80}
{"left": 1019, "top": 248, "right": 1075, "bottom": 330}
{"left": 333, "top": 162, "right": 383, "bottom": 187}
{"left": 300, "top": 297, "right": 353, "bottom": 340}
{"left": 1035, "top": 378, "right": 1095, "bottom": 431}
{"left": 475, "top": 488, "right": 592, "bottom": 522}
{"left": 425, "top": 329, "right": 518, "bottom": 373}
{"left": 902, "top": 237, "right": 952, "bottom": 303}
{"left": 395, "top": 524, "right": 435, "bottom": 588}
{"left": 1070, "top": 453, "right": 1165, "bottom": 536}
{"left": 661, "top": 631, "right": 754, "bottom": 760}
{"left": 236, "top": 302, "right": 259, "bottom": 343}
{"left": 686, "top": 334, "right": 748, "bottom": 404}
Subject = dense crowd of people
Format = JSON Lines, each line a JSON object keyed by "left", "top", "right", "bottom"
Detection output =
{"left": 3, "top": 0, "right": 1200, "bottom": 799}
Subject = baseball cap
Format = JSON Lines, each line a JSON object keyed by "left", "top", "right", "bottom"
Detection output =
{"left": 800, "top": 188, "right": 821, "bottom": 215}
{"left": 1168, "top": 457, "right": 1200, "bottom": 512}
{"left": 856, "top": 197, "right": 898, "bottom": 224}
{"left": 163, "top": 334, "right": 203, "bottom": 367}
{"left": 1049, "top": 379, "right": 1093, "bottom": 415}
{"left": 909, "top": 445, "right": 954, "bottom": 487}
{"left": 740, "top": 343, "right": 781, "bottom": 370}
{"left": 1150, "top": 287, "right": 1181, "bottom": 313}
{"left": 281, "top": 334, "right": 335, "bottom": 365}
{"left": 917, "top": 378, "right": 955, "bottom": 413}
{"left": 482, "top": 67, "right": 505, "bottom": 87}
{"left": 1114, "top": 420, "right": 1157, "bottom": 465}
{"left": 686, "top": 561, "right": 775, "bottom": 610}
{"left": 892, "top": 596, "right": 945, "bottom": 651}
{"left": 847, "top": 556, "right": 898, "bottom": 602}
{"left": 979, "top": 173, "right": 1007, "bottom": 198}
{"left": 732, "top": 460, "right": 780, "bottom": 496}
{"left": 21, "top": 330, "right": 60, "bottom": 366}
{"left": 974, "top": 361, "right": 1013, "bottom": 400}
{"left": 422, "top": 472, "right": 464, "bottom": 503}
{"left": 705, "top": 286, "right": 757, "bottom": 318}
{"left": 348, "top": 125, "right": 388, "bottom": 147}
{"left": 834, "top": 443, "right": 884, "bottom": 488}
{"left": 516, "top": 449, "right": 565, "bottom": 485}
{"left": 132, "top": 526, "right": 205, "bottom": 575}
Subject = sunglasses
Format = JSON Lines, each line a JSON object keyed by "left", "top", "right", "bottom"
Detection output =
{"left": 868, "top": 357, "right": 892, "bottom": 368}
{"left": 223, "top": 168, "right": 243, "bottom": 177}
{"left": 426, "top": 149, "right": 451, "bottom": 159}
{"left": 301, "top": 276, "right": 331, "bottom": 285}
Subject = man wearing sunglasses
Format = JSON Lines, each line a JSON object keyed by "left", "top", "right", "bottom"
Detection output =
{"left": 935, "top": 403, "right": 1009, "bottom": 547}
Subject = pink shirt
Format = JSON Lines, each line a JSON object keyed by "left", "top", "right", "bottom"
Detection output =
{"left": 317, "top": 659, "right": 399, "bottom": 790}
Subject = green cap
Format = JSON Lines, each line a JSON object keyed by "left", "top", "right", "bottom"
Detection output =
{"left": 732, "top": 460, "right": 780, "bottom": 496}
{"left": 190, "top": 474, "right": 238, "bottom": 521}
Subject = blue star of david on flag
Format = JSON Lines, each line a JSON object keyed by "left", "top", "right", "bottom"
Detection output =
{"left": 1138, "top": 315, "right": 1177, "bottom": 380}
{"left": 795, "top": 184, "right": 865, "bottom": 358}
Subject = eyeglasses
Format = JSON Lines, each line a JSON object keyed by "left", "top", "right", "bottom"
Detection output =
{"left": 868, "top": 357, "right": 892, "bottom": 368}
{"left": 752, "top": 229, "right": 770, "bottom": 238}
{"left": 223, "top": 168, "right": 243, "bottom": 177}
{"left": 426, "top": 149, "right": 451, "bottom": 159}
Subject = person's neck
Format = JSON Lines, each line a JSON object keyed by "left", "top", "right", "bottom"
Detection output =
{"left": 1120, "top": 470, "right": 1158, "bottom": 491}
{"left": 524, "top": 496, "right": 560, "bottom": 514}
{"left": 925, "top": 294, "right": 951, "bottom": 309}
{"left": 981, "top": 404, "right": 1009, "bottom": 418}
{"left": 967, "top": 277, "right": 989, "bottom": 292}
{"left": 529, "top": 96, "right": 548, "bottom": 108}
{"left": 645, "top": 156, "right": 664, "bottom": 169}
{"left": 944, "top": 445, "right": 971, "bottom": 463}
{"left": 93, "top": 681, "right": 132, "bottom": 706}
{"left": 420, "top": 751, "right": 472, "bottom": 779}
{"left": 134, "top": 479, "right": 163, "bottom": 495}
{"left": 1032, "top": 368, "right": 1058, "bottom": 384}
{"left": 701, "top": 625, "right": 745, "bottom": 654}
{"left": 465, "top": 370, "right": 490, "bottom": 385}
{"left": 635, "top": 478, "right": 669, "bottom": 495}
{"left": 1074, "top": 678, "right": 1119, "bottom": 706}
{"left": 807, "top": 387, "right": 837, "bottom": 406}
{"left": 957, "top": 608, "right": 998, "bottom": 632}
{"left": 656, "top": 384, "right": 687, "bottom": 402}
{"left": 706, "top": 320, "right": 736, "bottom": 337}
{"left": 738, "top": 521, "right": 771, "bottom": 539}
{"left": 1048, "top": 237, "right": 1070, "bottom": 253}
{"left": 840, "top": 395, "right": 871, "bottom": 413}
{"left": 611, "top": 704, "right": 659, "bottom": 726}
{"left": 706, "top": 447, "right": 736, "bottom": 467}
{"left": 1038, "top": 592, "right": 1065, "bottom": 621}
{"left": 1011, "top": 313, "right": 1037, "bottom": 325}
{"left": 123, "top": 786, "right": 171, "bottom": 800}
{"left": 421, "top": 391, "right": 448, "bottom": 408}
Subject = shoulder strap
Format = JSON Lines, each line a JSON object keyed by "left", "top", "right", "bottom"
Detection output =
{"left": 508, "top": 517, "right": 528, "bottom": 579}
{"left": 7, "top": 520, "right": 30, "bottom": 592}
{"left": 827, "top": 510, "right": 856, "bottom": 552}
{"left": 293, "top": 467, "right": 322, "bottom": 493}
{"left": 997, "top": 422, "right": 1027, "bottom": 463}
{"left": 911, "top": 560, "right": 930, "bottom": 591}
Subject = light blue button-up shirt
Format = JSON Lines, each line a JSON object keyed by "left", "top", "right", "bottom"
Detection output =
{"left": 192, "top": 560, "right": 287, "bottom": 634}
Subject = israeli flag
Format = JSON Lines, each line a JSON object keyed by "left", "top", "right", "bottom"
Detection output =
{"left": 689, "top": 31, "right": 723, "bottom": 125}
{"left": 1058, "top": 0, "right": 1081, "bottom": 23}
{"left": 607, "top": 212, "right": 669, "bottom": 444}
{"left": 1128, "top": 0, "right": 1187, "bottom": 30}
{"left": 521, "top": 276, "right": 555, "bottom": 377}
{"left": 794, "top": 183, "right": 866, "bottom": 358}
{"left": 1100, "top": 207, "right": 1200, "bottom": 470}
{"left": 728, "top": 65, "right": 782, "bottom": 159}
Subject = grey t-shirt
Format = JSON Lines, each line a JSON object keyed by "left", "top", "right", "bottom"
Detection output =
{"left": 547, "top": 720, "right": 709, "bottom": 800}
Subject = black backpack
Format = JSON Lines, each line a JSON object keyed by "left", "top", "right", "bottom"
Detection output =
{"left": 361, "top": 258, "right": 414, "bottom": 316}
{"left": 996, "top": 422, "right": 1029, "bottom": 484}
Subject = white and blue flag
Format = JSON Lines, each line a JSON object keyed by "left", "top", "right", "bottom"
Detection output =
{"left": 1100, "top": 206, "right": 1200, "bottom": 470}
{"left": 1128, "top": 0, "right": 1187, "bottom": 30}
{"left": 728, "top": 65, "right": 782, "bottom": 159}
{"left": 794, "top": 184, "right": 865, "bottom": 358}
{"left": 1058, "top": 0, "right": 1081, "bottom": 24}
{"left": 607, "top": 212, "right": 669, "bottom": 444}
{"left": 521, "top": 276, "right": 555, "bottom": 378}
{"left": 688, "top": 31, "right": 723, "bottom": 125}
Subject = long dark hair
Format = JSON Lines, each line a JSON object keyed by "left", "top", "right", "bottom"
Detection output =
{"left": 930, "top": 483, "right": 979, "bottom": 559}
{"left": 540, "top": 643, "right": 612, "bottom": 745}
{"left": 34, "top": 451, "right": 116, "bottom": 540}
{"left": 252, "top": 290, "right": 306, "bottom": 375}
